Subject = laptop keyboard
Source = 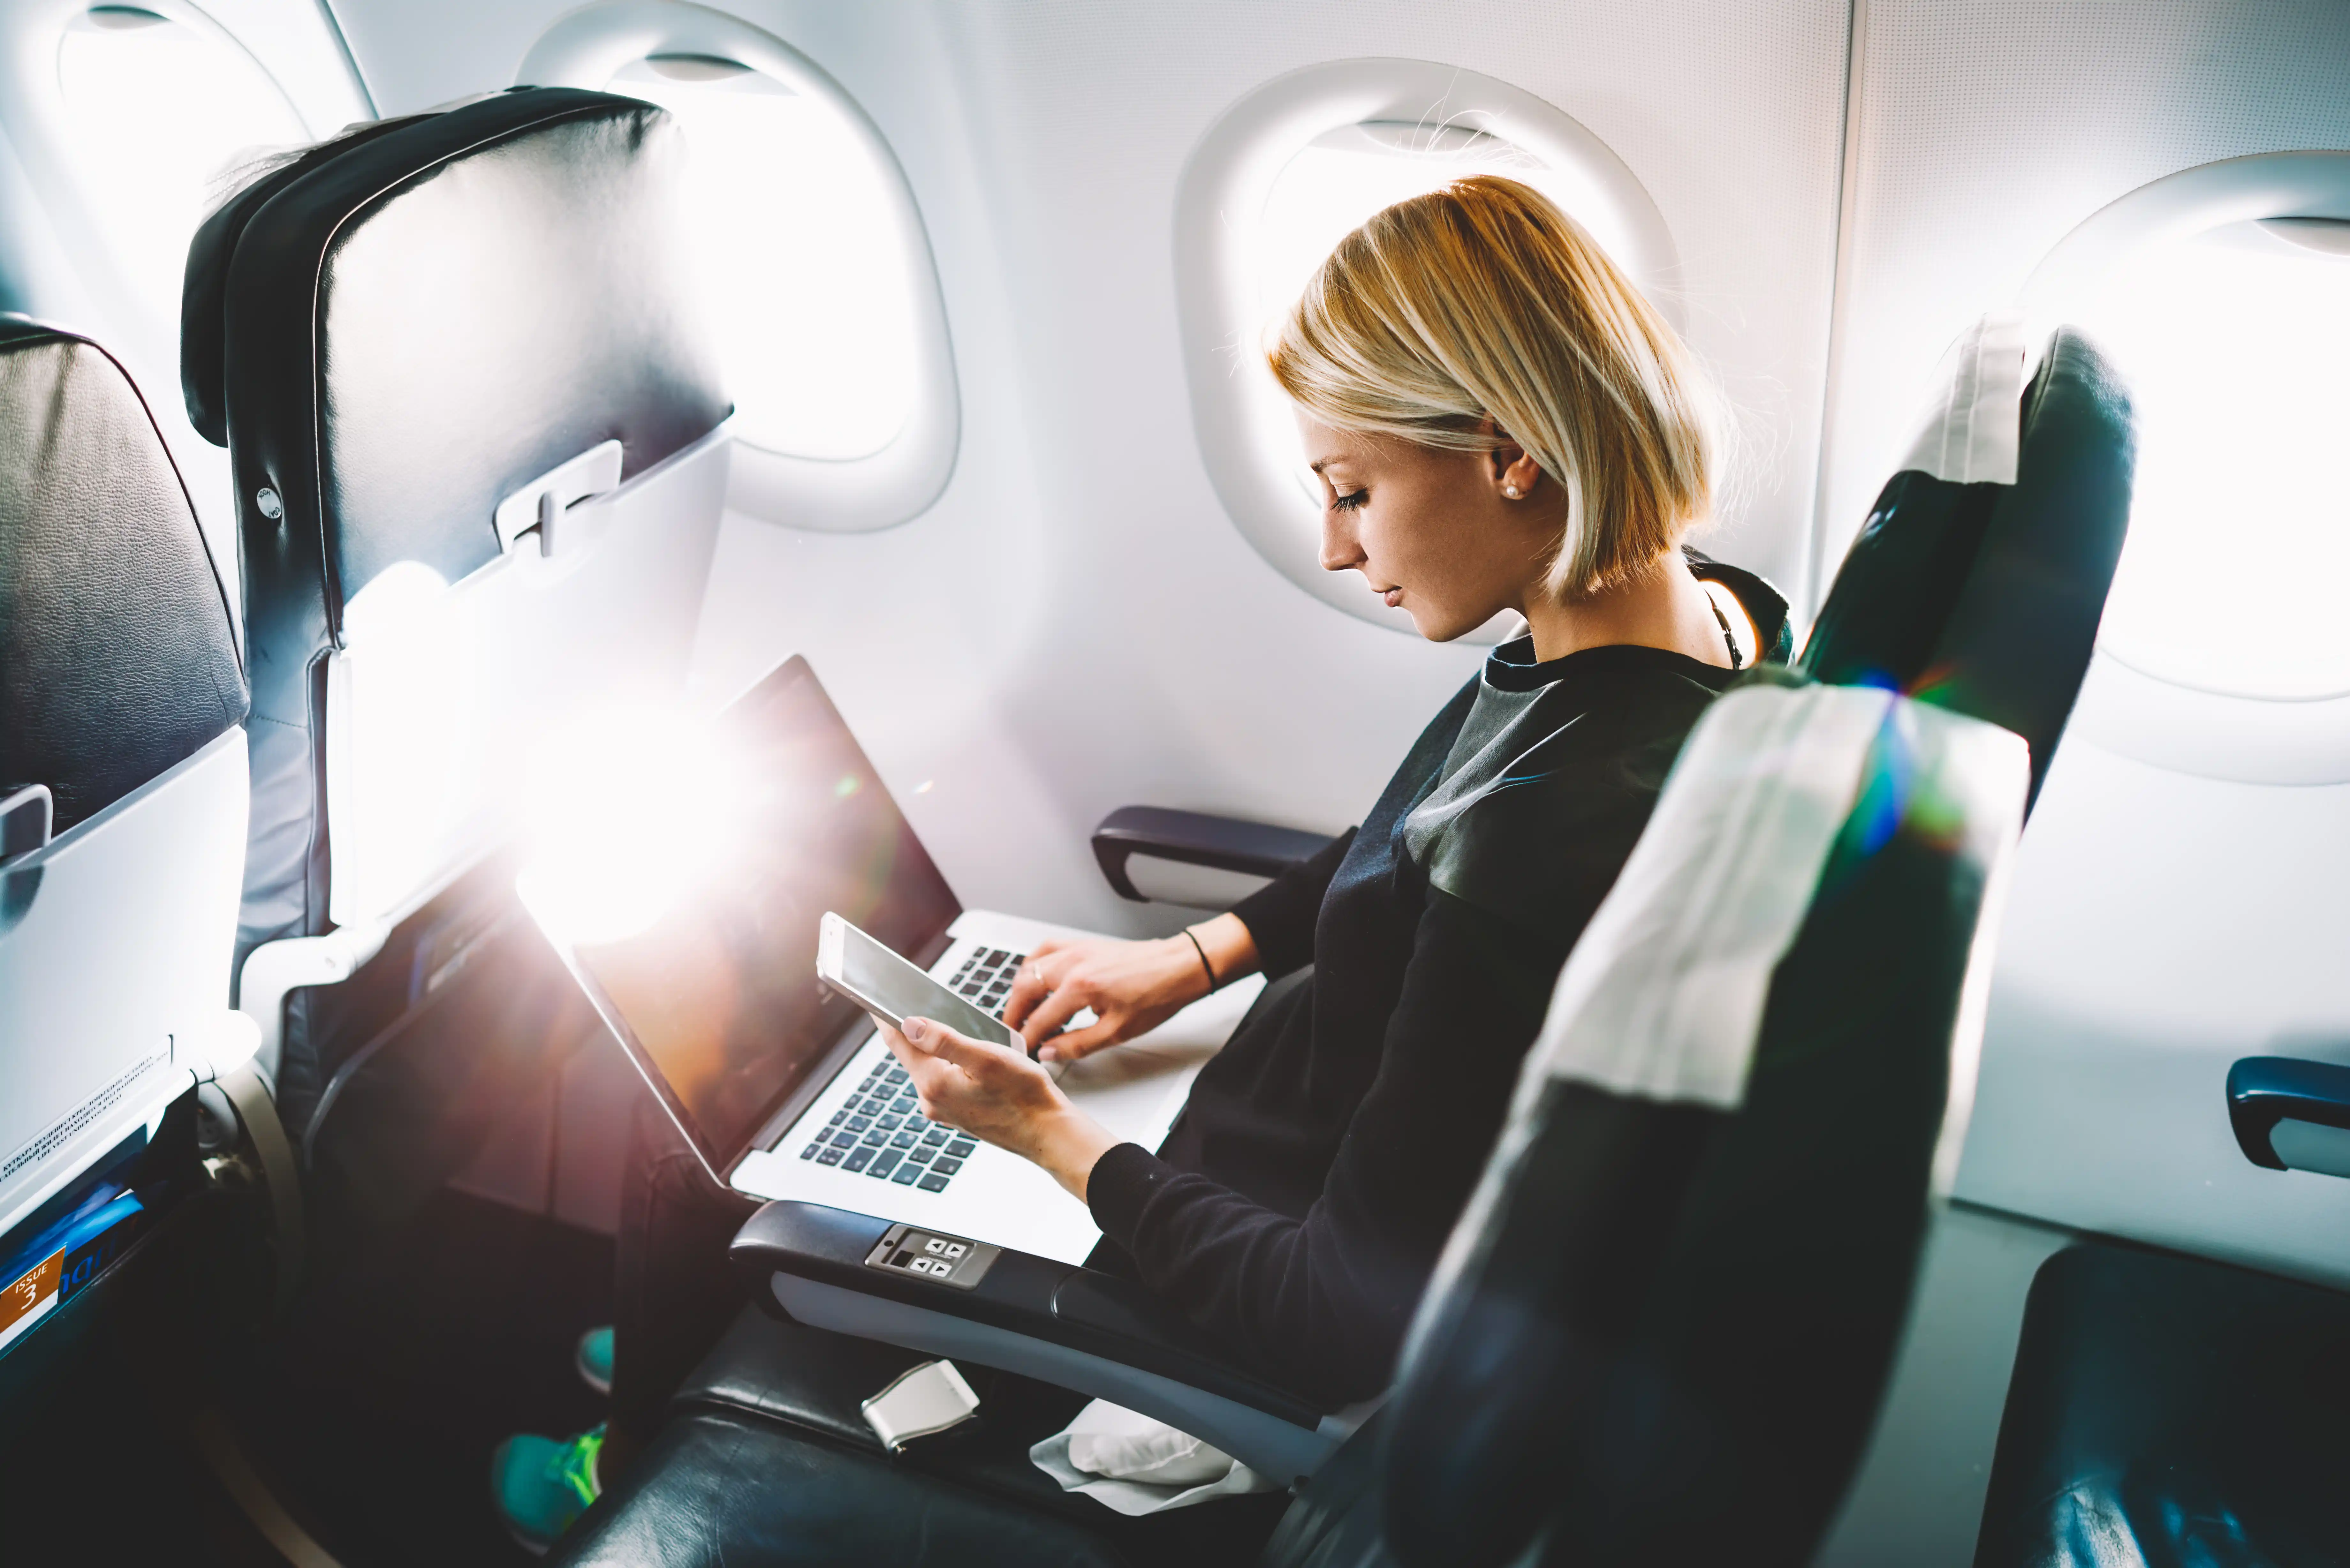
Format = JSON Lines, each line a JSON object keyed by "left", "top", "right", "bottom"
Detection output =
{"left": 795, "top": 946, "right": 1023, "bottom": 1195}
{"left": 948, "top": 946, "right": 1025, "bottom": 1017}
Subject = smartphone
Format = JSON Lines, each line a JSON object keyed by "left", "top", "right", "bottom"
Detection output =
{"left": 817, "top": 911, "right": 1025, "bottom": 1054}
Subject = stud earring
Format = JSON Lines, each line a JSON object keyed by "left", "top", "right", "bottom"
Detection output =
{"left": 1502, "top": 485, "right": 1523, "bottom": 499}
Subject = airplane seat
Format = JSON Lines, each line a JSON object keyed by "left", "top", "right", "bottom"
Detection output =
{"left": 1972, "top": 1242, "right": 2350, "bottom": 1568}
{"left": 183, "top": 88, "right": 731, "bottom": 1241}
{"left": 550, "top": 670, "right": 2033, "bottom": 1568}
{"left": 0, "top": 316, "right": 257, "bottom": 1363}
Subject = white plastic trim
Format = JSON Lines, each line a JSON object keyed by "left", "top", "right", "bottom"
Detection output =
{"left": 2021, "top": 150, "right": 2350, "bottom": 354}
{"left": 2018, "top": 151, "right": 2350, "bottom": 782}
{"left": 0, "top": 0, "right": 317, "bottom": 345}
{"left": 237, "top": 920, "right": 390, "bottom": 1085}
{"left": 1173, "top": 57, "right": 1682, "bottom": 633}
{"left": 517, "top": 1, "right": 959, "bottom": 533}
{"left": 2069, "top": 650, "right": 2350, "bottom": 787}
{"left": 189, "top": 1009, "right": 263, "bottom": 1082}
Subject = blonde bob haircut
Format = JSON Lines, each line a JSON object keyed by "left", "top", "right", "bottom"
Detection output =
{"left": 1269, "top": 175, "right": 1719, "bottom": 601}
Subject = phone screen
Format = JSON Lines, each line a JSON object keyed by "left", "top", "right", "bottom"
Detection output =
{"left": 822, "top": 913, "right": 1021, "bottom": 1052}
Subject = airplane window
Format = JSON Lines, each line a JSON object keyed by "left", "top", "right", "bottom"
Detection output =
{"left": 54, "top": 6, "right": 308, "bottom": 327}
{"left": 608, "top": 55, "right": 920, "bottom": 463}
{"left": 2071, "top": 219, "right": 2350, "bottom": 701}
{"left": 1175, "top": 60, "right": 1679, "bottom": 634}
{"left": 1255, "top": 122, "right": 1649, "bottom": 514}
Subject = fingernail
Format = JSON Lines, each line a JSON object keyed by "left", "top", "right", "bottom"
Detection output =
{"left": 903, "top": 1018, "right": 929, "bottom": 1045}
{"left": 1038, "top": 1045, "right": 1059, "bottom": 1063}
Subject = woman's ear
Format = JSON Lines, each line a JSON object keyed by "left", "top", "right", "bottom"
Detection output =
{"left": 1487, "top": 433, "right": 1543, "bottom": 501}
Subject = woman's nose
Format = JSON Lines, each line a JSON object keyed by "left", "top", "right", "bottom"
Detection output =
{"left": 1319, "top": 512, "right": 1365, "bottom": 573}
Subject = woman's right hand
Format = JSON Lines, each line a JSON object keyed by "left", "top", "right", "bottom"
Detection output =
{"left": 1005, "top": 914, "right": 1258, "bottom": 1063}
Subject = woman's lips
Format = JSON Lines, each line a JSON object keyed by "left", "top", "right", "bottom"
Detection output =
{"left": 1380, "top": 586, "right": 1402, "bottom": 608}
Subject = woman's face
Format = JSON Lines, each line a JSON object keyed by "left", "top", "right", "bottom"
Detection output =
{"left": 1296, "top": 414, "right": 1558, "bottom": 642}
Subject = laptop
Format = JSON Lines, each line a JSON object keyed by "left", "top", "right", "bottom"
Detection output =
{"left": 522, "top": 655, "right": 1262, "bottom": 1265}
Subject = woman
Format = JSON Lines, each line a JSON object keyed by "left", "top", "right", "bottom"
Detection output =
{"left": 877, "top": 174, "right": 1784, "bottom": 1403}
{"left": 493, "top": 174, "right": 1786, "bottom": 1547}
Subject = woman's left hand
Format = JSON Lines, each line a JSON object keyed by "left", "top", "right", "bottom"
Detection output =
{"left": 880, "top": 1016, "right": 1121, "bottom": 1202}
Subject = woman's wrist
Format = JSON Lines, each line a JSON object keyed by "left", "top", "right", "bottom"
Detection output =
{"left": 1190, "top": 912, "right": 1259, "bottom": 987}
{"left": 1028, "top": 1106, "right": 1122, "bottom": 1203}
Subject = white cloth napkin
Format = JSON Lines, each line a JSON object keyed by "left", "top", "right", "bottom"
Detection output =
{"left": 1029, "top": 1400, "right": 1283, "bottom": 1515}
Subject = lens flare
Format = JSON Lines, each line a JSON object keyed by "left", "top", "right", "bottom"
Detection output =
{"left": 516, "top": 704, "right": 748, "bottom": 945}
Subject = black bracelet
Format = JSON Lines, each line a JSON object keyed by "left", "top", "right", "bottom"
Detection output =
{"left": 1181, "top": 926, "right": 1219, "bottom": 992}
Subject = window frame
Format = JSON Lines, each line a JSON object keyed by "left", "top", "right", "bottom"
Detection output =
{"left": 2022, "top": 151, "right": 2350, "bottom": 785}
{"left": 1174, "top": 57, "right": 1682, "bottom": 634}
{"left": 519, "top": 2, "right": 959, "bottom": 534}
{"left": 0, "top": 0, "right": 338, "bottom": 342}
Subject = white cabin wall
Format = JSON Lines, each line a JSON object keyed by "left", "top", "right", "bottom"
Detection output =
{"left": 1815, "top": 0, "right": 2350, "bottom": 580}
{"left": 329, "top": 0, "right": 1850, "bottom": 933}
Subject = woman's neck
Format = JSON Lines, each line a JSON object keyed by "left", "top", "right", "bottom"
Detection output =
{"left": 1520, "top": 550, "right": 1734, "bottom": 668}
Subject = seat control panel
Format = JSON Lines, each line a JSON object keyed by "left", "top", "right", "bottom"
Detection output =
{"left": 865, "top": 1223, "right": 1000, "bottom": 1290}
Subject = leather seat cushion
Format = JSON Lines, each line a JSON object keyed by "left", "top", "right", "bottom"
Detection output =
{"left": 0, "top": 320, "right": 245, "bottom": 833}
{"left": 674, "top": 1304, "right": 1291, "bottom": 1568}
{"left": 1976, "top": 1243, "right": 2350, "bottom": 1567}
{"left": 549, "top": 1407, "right": 1133, "bottom": 1568}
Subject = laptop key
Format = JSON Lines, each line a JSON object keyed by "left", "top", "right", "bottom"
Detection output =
{"left": 862, "top": 1129, "right": 887, "bottom": 1146}
{"left": 890, "top": 1131, "right": 916, "bottom": 1149}
{"left": 878, "top": 1114, "right": 903, "bottom": 1130}
{"left": 844, "top": 1148, "right": 874, "bottom": 1173}
{"left": 918, "top": 1173, "right": 949, "bottom": 1193}
{"left": 891, "top": 1097, "right": 917, "bottom": 1114}
{"left": 869, "top": 1150, "right": 901, "bottom": 1178}
{"left": 932, "top": 1156, "right": 962, "bottom": 1175}
{"left": 907, "top": 1145, "right": 935, "bottom": 1164}
{"left": 921, "top": 1127, "right": 948, "bottom": 1145}
{"left": 801, "top": 1142, "right": 823, "bottom": 1159}
{"left": 946, "top": 1140, "right": 977, "bottom": 1158}
{"left": 891, "top": 1163, "right": 922, "bottom": 1186}
{"left": 830, "top": 1131, "right": 858, "bottom": 1149}
{"left": 818, "top": 1148, "right": 845, "bottom": 1166}
{"left": 847, "top": 1115, "right": 872, "bottom": 1131}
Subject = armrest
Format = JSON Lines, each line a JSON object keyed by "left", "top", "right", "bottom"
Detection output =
{"left": 2228, "top": 1056, "right": 2350, "bottom": 1177}
{"left": 729, "top": 1200, "right": 1346, "bottom": 1481}
{"left": 1090, "top": 806, "right": 1336, "bottom": 903}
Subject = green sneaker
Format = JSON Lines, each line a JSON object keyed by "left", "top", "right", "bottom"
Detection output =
{"left": 574, "top": 1325, "right": 614, "bottom": 1397}
{"left": 490, "top": 1424, "right": 603, "bottom": 1556}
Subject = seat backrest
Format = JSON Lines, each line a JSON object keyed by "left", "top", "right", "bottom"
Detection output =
{"left": 188, "top": 88, "right": 731, "bottom": 1115}
{"left": 0, "top": 317, "right": 247, "bottom": 1238}
{"left": 1258, "top": 676, "right": 2029, "bottom": 1568}
{"left": 1803, "top": 322, "right": 2136, "bottom": 809}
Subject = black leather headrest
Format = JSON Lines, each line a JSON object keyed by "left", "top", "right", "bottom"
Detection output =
{"left": 221, "top": 86, "right": 729, "bottom": 720}
{"left": 181, "top": 112, "right": 433, "bottom": 447}
{"left": 0, "top": 319, "right": 246, "bottom": 834}
{"left": 1804, "top": 328, "right": 2134, "bottom": 807}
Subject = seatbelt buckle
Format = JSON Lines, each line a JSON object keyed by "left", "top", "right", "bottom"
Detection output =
{"left": 860, "top": 1359, "right": 981, "bottom": 1453}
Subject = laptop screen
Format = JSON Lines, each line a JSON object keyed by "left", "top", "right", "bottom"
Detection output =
{"left": 566, "top": 657, "right": 961, "bottom": 1172}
